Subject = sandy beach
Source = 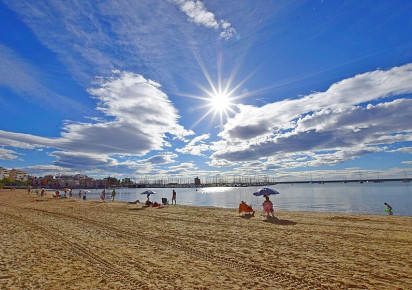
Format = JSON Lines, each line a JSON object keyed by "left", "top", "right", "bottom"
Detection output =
{"left": 0, "top": 190, "right": 411, "bottom": 289}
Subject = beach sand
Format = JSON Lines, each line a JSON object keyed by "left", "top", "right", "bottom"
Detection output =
{"left": 1, "top": 189, "right": 411, "bottom": 289}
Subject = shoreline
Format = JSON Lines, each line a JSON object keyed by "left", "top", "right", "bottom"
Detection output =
{"left": 1, "top": 190, "right": 411, "bottom": 289}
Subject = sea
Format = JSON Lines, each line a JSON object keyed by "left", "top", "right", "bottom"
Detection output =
{"left": 78, "top": 181, "right": 412, "bottom": 216}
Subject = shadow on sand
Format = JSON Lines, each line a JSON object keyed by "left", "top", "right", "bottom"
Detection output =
{"left": 262, "top": 216, "right": 297, "bottom": 225}
{"left": 32, "top": 199, "right": 49, "bottom": 202}
{"left": 238, "top": 214, "right": 255, "bottom": 219}
{"left": 127, "top": 206, "right": 148, "bottom": 211}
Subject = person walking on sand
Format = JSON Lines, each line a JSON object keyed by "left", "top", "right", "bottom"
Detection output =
{"left": 384, "top": 202, "right": 393, "bottom": 215}
{"left": 172, "top": 189, "right": 177, "bottom": 205}
{"left": 111, "top": 188, "right": 116, "bottom": 201}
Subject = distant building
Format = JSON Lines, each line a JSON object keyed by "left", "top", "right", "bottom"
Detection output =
{"left": 0, "top": 167, "right": 10, "bottom": 180}
{"left": 9, "top": 169, "right": 29, "bottom": 182}
{"left": 194, "top": 177, "right": 201, "bottom": 185}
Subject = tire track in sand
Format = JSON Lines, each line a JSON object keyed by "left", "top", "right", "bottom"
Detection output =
{"left": 22, "top": 206, "right": 336, "bottom": 289}
{"left": 0, "top": 209, "right": 150, "bottom": 289}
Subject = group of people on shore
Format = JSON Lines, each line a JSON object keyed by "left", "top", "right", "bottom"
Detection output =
{"left": 25, "top": 187, "right": 394, "bottom": 216}
{"left": 239, "top": 197, "right": 394, "bottom": 217}
{"left": 238, "top": 194, "right": 275, "bottom": 218}
{"left": 99, "top": 188, "right": 116, "bottom": 202}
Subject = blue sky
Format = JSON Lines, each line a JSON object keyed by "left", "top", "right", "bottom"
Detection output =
{"left": 1, "top": 0, "right": 412, "bottom": 182}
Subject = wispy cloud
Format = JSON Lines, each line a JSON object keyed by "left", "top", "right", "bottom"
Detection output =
{"left": 3, "top": 0, "right": 229, "bottom": 90}
{"left": 0, "top": 45, "right": 88, "bottom": 115}
{"left": 0, "top": 148, "right": 19, "bottom": 160}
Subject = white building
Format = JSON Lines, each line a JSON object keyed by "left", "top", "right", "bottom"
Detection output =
{"left": 8, "top": 169, "right": 29, "bottom": 182}
{"left": 0, "top": 167, "right": 10, "bottom": 180}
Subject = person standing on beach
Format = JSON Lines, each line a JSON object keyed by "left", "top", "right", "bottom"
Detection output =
{"left": 111, "top": 188, "right": 116, "bottom": 201}
{"left": 172, "top": 189, "right": 176, "bottom": 204}
{"left": 100, "top": 189, "right": 106, "bottom": 202}
{"left": 78, "top": 190, "right": 82, "bottom": 199}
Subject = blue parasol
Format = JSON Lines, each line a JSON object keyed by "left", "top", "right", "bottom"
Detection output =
{"left": 252, "top": 187, "right": 280, "bottom": 196}
{"left": 141, "top": 190, "right": 156, "bottom": 195}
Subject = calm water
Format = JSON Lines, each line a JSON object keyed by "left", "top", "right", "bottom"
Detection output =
{"left": 79, "top": 181, "right": 412, "bottom": 216}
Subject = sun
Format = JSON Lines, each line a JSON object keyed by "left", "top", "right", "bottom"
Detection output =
{"left": 176, "top": 52, "right": 259, "bottom": 128}
{"left": 210, "top": 91, "right": 231, "bottom": 113}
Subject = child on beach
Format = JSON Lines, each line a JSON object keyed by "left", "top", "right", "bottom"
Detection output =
{"left": 384, "top": 202, "right": 393, "bottom": 215}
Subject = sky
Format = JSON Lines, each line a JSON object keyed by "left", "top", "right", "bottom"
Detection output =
{"left": 1, "top": 0, "right": 412, "bottom": 183}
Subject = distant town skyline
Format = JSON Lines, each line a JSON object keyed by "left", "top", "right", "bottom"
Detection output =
{"left": 1, "top": 1, "right": 411, "bottom": 181}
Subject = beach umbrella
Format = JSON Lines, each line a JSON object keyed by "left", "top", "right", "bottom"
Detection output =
{"left": 252, "top": 187, "right": 280, "bottom": 196}
{"left": 141, "top": 190, "right": 156, "bottom": 196}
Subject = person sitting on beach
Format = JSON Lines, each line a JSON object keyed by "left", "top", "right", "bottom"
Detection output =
{"left": 384, "top": 202, "right": 393, "bottom": 215}
{"left": 262, "top": 195, "right": 275, "bottom": 217}
{"left": 53, "top": 190, "right": 60, "bottom": 198}
{"left": 238, "top": 201, "right": 254, "bottom": 216}
{"left": 145, "top": 197, "right": 152, "bottom": 206}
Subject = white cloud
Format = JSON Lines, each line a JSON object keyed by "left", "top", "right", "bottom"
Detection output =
{"left": 171, "top": 0, "right": 237, "bottom": 39}
{"left": 144, "top": 154, "right": 177, "bottom": 165}
{"left": 0, "top": 148, "right": 19, "bottom": 160}
{"left": 209, "top": 64, "right": 412, "bottom": 165}
{"left": 166, "top": 162, "right": 197, "bottom": 175}
{"left": 0, "top": 72, "right": 193, "bottom": 171}
{"left": 390, "top": 147, "right": 412, "bottom": 154}
{"left": 176, "top": 133, "right": 210, "bottom": 156}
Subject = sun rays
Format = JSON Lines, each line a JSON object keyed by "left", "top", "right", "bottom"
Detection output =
{"left": 176, "top": 49, "right": 259, "bottom": 129}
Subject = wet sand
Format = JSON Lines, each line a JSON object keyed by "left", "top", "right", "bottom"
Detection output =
{"left": 1, "top": 189, "right": 411, "bottom": 289}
